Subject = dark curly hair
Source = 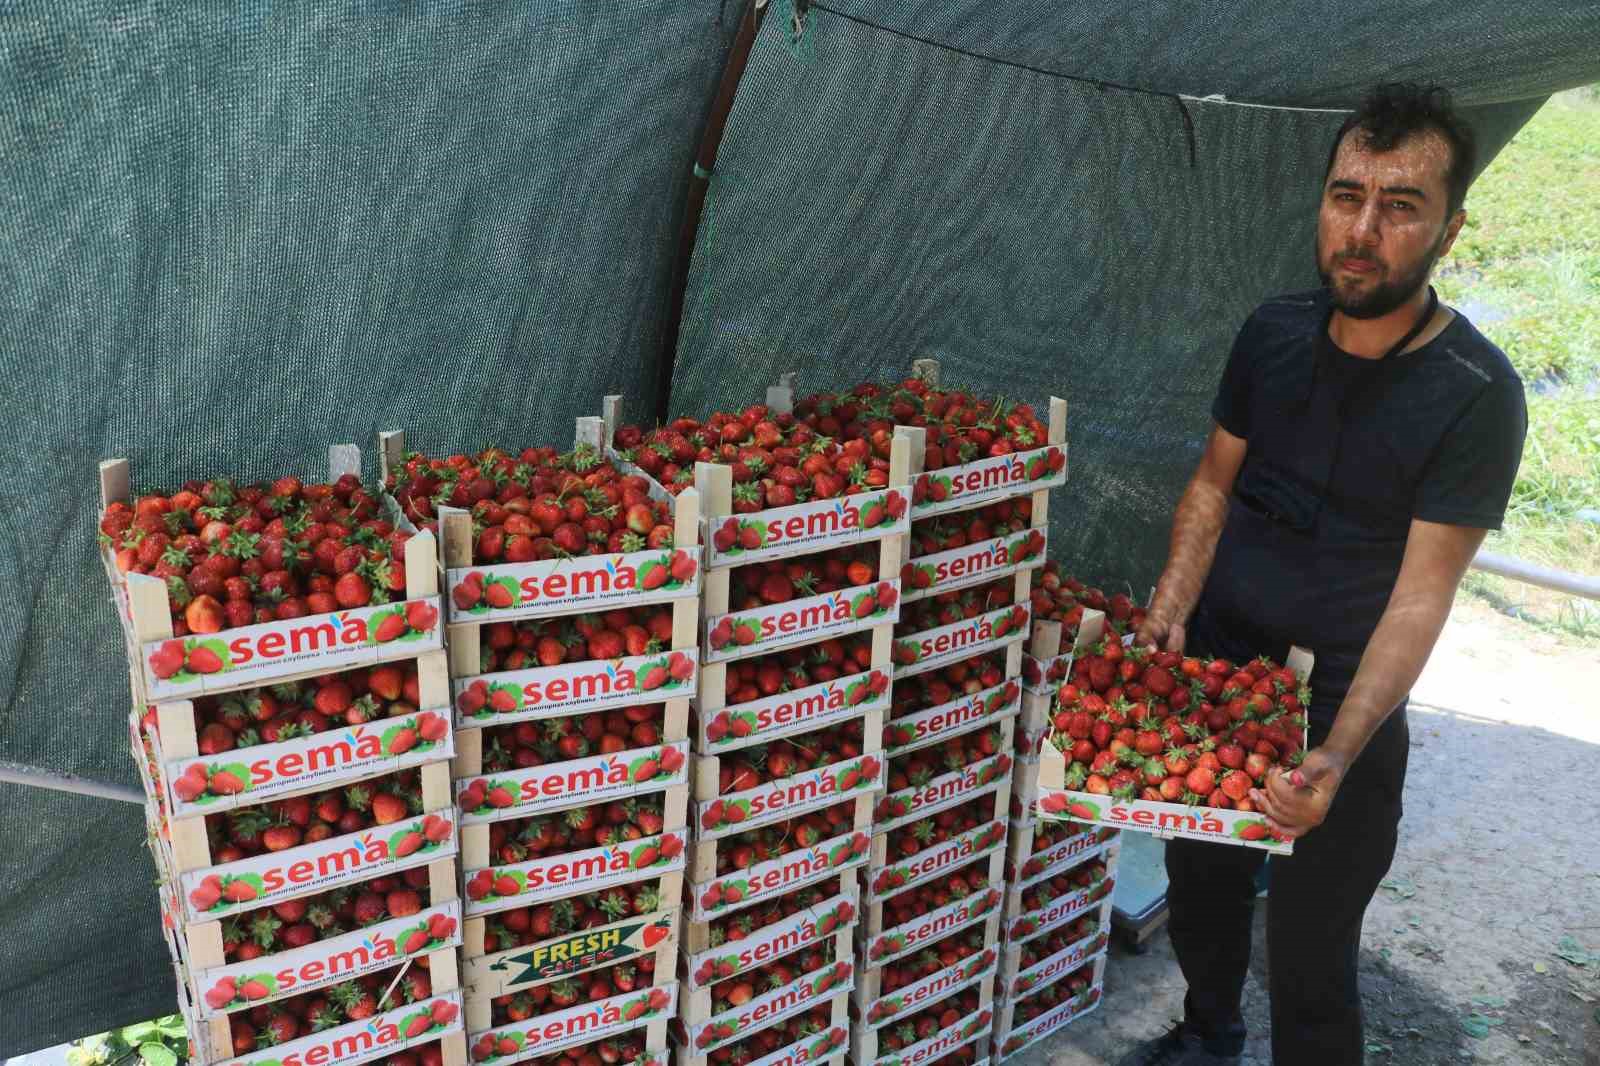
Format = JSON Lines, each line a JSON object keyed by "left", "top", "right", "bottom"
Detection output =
{"left": 1325, "top": 83, "right": 1477, "bottom": 215}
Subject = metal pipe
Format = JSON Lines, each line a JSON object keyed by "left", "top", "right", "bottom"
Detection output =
{"left": 1470, "top": 550, "right": 1600, "bottom": 601}
{"left": 0, "top": 761, "right": 144, "bottom": 805}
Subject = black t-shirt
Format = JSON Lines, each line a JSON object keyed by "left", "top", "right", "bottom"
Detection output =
{"left": 1190, "top": 288, "right": 1527, "bottom": 731}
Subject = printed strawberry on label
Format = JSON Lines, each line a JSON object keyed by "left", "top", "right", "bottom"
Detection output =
{"left": 1046, "top": 642, "right": 1309, "bottom": 820}
{"left": 102, "top": 472, "right": 419, "bottom": 637}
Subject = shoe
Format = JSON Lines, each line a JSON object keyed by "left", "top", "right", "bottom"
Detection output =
{"left": 1114, "top": 1021, "right": 1242, "bottom": 1066}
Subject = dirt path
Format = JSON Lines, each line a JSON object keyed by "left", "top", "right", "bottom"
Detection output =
{"left": 1011, "top": 600, "right": 1600, "bottom": 1066}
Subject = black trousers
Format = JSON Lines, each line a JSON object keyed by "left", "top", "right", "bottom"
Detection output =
{"left": 1165, "top": 709, "right": 1408, "bottom": 1064}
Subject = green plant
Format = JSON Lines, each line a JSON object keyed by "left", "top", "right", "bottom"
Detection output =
{"left": 68, "top": 1016, "right": 189, "bottom": 1066}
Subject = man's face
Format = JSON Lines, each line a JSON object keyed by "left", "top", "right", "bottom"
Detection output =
{"left": 1316, "top": 129, "right": 1464, "bottom": 319}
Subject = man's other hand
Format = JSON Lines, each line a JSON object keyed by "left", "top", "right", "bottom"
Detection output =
{"left": 1250, "top": 747, "right": 1350, "bottom": 839}
{"left": 1135, "top": 611, "right": 1186, "bottom": 654}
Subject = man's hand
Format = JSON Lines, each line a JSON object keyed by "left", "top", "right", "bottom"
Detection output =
{"left": 1135, "top": 611, "right": 1186, "bottom": 654}
{"left": 1249, "top": 747, "right": 1349, "bottom": 840}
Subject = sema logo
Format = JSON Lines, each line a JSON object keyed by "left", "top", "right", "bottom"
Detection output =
{"left": 692, "top": 897, "right": 855, "bottom": 985}
{"left": 147, "top": 601, "right": 439, "bottom": 681}
{"left": 186, "top": 816, "right": 453, "bottom": 917}
{"left": 457, "top": 745, "right": 686, "bottom": 813}
{"left": 864, "top": 948, "right": 996, "bottom": 1024}
{"left": 692, "top": 962, "right": 852, "bottom": 1050}
{"left": 883, "top": 682, "right": 1017, "bottom": 750}
{"left": 900, "top": 530, "right": 1044, "bottom": 592}
{"left": 871, "top": 822, "right": 1005, "bottom": 895}
{"left": 709, "top": 491, "right": 907, "bottom": 556}
{"left": 892, "top": 605, "right": 1028, "bottom": 667}
{"left": 465, "top": 834, "right": 684, "bottom": 902}
{"left": 912, "top": 446, "right": 1064, "bottom": 507}
{"left": 700, "top": 756, "right": 881, "bottom": 832}
{"left": 696, "top": 833, "right": 869, "bottom": 913}
{"left": 706, "top": 582, "right": 897, "bottom": 651}
{"left": 707, "top": 671, "right": 887, "bottom": 746}
{"left": 876, "top": 754, "right": 1010, "bottom": 823}
{"left": 456, "top": 652, "right": 695, "bottom": 717}
{"left": 469, "top": 988, "right": 673, "bottom": 1061}
{"left": 451, "top": 551, "right": 698, "bottom": 614}
{"left": 867, "top": 889, "right": 1000, "bottom": 962}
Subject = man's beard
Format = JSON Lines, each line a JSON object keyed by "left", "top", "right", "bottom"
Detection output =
{"left": 1317, "top": 227, "right": 1446, "bottom": 320}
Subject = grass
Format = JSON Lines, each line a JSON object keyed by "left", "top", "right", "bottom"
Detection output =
{"left": 1433, "top": 88, "right": 1600, "bottom": 640}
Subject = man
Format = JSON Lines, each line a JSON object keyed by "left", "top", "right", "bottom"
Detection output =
{"left": 1120, "top": 83, "right": 1527, "bottom": 1066}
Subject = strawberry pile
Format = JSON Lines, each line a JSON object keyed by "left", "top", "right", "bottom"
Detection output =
{"left": 699, "top": 877, "right": 853, "bottom": 952}
{"left": 480, "top": 886, "right": 672, "bottom": 955}
{"left": 101, "top": 474, "right": 417, "bottom": 635}
{"left": 794, "top": 378, "right": 1052, "bottom": 470}
{"left": 385, "top": 444, "right": 679, "bottom": 556}
{"left": 905, "top": 498, "right": 1036, "bottom": 560}
{"left": 1044, "top": 646, "right": 1309, "bottom": 811}
{"left": 197, "top": 768, "right": 436, "bottom": 862}
{"left": 876, "top": 861, "right": 998, "bottom": 932}
{"left": 713, "top": 633, "right": 876, "bottom": 710}
{"left": 1008, "top": 962, "right": 1097, "bottom": 1024}
{"left": 696, "top": 1004, "right": 845, "bottom": 1066}
{"left": 1010, "top": 860, "right": 1113, "bottom": 932}
{"left": 873, "top": 989, "right": 988, "bottom": 1053}
{"left": 463, "top": 606, "right": 681, "bottom": 677}
{"left": 870, "top": 927, "right": 993, "bottom": 1004}
{"left": 469, "top": 797, "right": 673, "bottom": 871}
{"left": 707, "top": 801, "right": 860, "bottom": 877}
{"left": 725, "top": 544, "right": 881, "bottom": 608}
{"left": 487, "top": 961, "right": 673, "bottom": 1021}
{"left": 162, "top": 662, "right": 438, "bottom": 759}
{"left": 612, "top": 405, "right": 894, "bottom": 503}
{"left": 707, "top": 946, "right": 842, "bottom": 1013}
{"left": 711, "top": 720, "right": 870, "bottom": 797}
{"left": 223, "top": 965, "right": 455, "bottom": 1054}
{"left": 889, "top": 651, "right": 1009, "bottom": 719}
{"left": 894, "top": 577, "right": 1016, "bottom": 635}
{"left": 209, "top": 877, "right": 443, "bottom": 963}
{"left": 478, "top": 704, "right": 668, "bottom": 771}
{"left": 1024, "top": 565, "right": 1147, "bottom": 689}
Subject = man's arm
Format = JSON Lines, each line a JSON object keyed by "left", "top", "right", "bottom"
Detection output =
{"left": 1253, "top": 518, "right": 1485, "bottom": 836}
{"left": 1137, "top": 424, "right": 1248, "bottom": 653}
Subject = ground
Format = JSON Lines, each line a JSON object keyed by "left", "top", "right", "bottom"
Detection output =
{"left": 1011, "top": 597, "right": 1600, "bottom": 1066}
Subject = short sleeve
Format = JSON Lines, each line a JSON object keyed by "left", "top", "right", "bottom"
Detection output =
{"left": 1413, "top": 380, "right": 1528, "bottom": 529}
{"left": 1210, "top": 316, "right": 1258, "bottom": 439}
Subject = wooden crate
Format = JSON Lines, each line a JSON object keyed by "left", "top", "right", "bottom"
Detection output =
{"left": 1002, "top": 841, "right": 1120, "bottom": 943}
{"left": 184, "top": 985, "right": 468, "bottom": 1066}
{"left": 465, "top": 982, "right": 676, "bottom": 1065}
{"left": 102, "top": 447, "right": 445, "bottom": 705}
{"left": 990, "top": 956, "right": 1105, "bottom": 1061}
{"left": 463, "top": 906, "right": 679, "bottom": 999}
{"left": 858, "top": 884, "right": 1003, "bottom": 971}
{"left": 882, "top": 666, "right": 1020, "bottom": 760}
{"left": 864, "top": 814, "right": 1007, "bottom": 905}
{"left": 853, "top": 942, "right": 998, "bottom": 1025}
{"left": 669, "top": 992, "right": 848, "bottom": 1066}
{"left": 864, "top": 849, "right": 1007, "bottom": 939}
{"left": 874, "top": 723, "right": 1013, "bottom": 834}
{"left": 469, "top": 1031, "right": 669, "bottom": 1066}
{"left": 683, "top": 880, "right": 857, "bottom": 990}
{"left": 849, "top": 974, "right": 994, "bottom": 1066}
{"left": 679, "top": 944, "right": 853, "bottom": 1056}
{"left": 692, "top": 662, "right": 891, "bottom": 757}
{"left": 889, "top": 600, "right": 1031, "bottom": 683}
{"left": 995, "top": 899, "right": 1111, "bottom": 1002}
{"left": 685, "top": 833, "right": 867, "bottom": 926}
{"left": 1019, "top": 610, "right": 1105, "bottom": 702}
{"left": 679, "top": 930, "right": 852, "bottom": 1027}
{"left": 1003, "top": 819, "right": 1116, "bottom": 880}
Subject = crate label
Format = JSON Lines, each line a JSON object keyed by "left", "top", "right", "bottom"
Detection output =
{"left": 1005, "top": 928, "right": 1108, "bottom": 1000}
{"left": 871, "top": 1004, "right": 993, "bottom": 1066}
{"left": 464, "top": 831, "right": 686, "bottom": 916}
{"left": 454, "top": 649, "right": 697, "bottom": 728}
{"left": 884, "top": 681, "right": 1018, "bottom": 758}
{"left": 875, "top": 753, "right": 1011, "bottom": 833}
{"left": 194, "top": 902, "right": 461, "bottom": 1018}
{"left": 1006, "top": 869, "right": 1115, "bottom": 944}
{"left": 868, "top": 820, "right": 1006, "bottom": 901}
{"left": 741, "top": 1025, "right": 850, "bottom": 1066}
{"left": 688, "top": 959, "right": 853, "bottom": 1052}
{"left": 446, "top": 547, "right": 701, "bottom": 622}
{"left": 1037, "top": 788, "right": 1294, "bottom": 853}
{"left": 141, "top": 595, "right": 443, "bottom": 699}
{"left": 163, "top": 710, "right": 454, "bottom": 818}
{"left": 901, "top": 530, "right": 1045, "bottom": 603}
{"left": 702, "top": 669, "right": 889, "bottom": 752}
{"left": 863, "top": 952, "right": 996, "bottom": 1030}
{"left": 996, "top": 986, "right": 1101, "bottom": 1059}
{"left": 687, "top": 890, "right": 855, "bottom": 990}
{"left": 1010, "top": 833, "right": 1113, "bottom": 890}
{"left": 457, "top": 741, "right": 689, "bottom": 824}
{"left": 691, "top": 827, "right": 870, "bottom": 920}
{"left": 704, "top": 582, "right": 900, "bottom": 663}
{"left": 467, "top": 910, "right": 676, "bottom": 994}
{"left": 697, "top": 755, "right": 884, "bottom": 839}
{"left": 891, "top": 604, "right": 1030, "bottom": 680}
{"left": 911, "top": 444, "right": 1066, "bottom": 517}
{"left": 705, "top": 490, "right": 910, "bottom": 569}
{"left": 180, "top": 808, "right": 457, "bottom": 924}
{"left": 865, "top": 887, "right": 1002, "bottom": 967}
{"left": 222, "top": 991, "right": 462, "bottom": 1066}
{"left": 468, "top": 983, "right": 678, "bottom": 1066}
